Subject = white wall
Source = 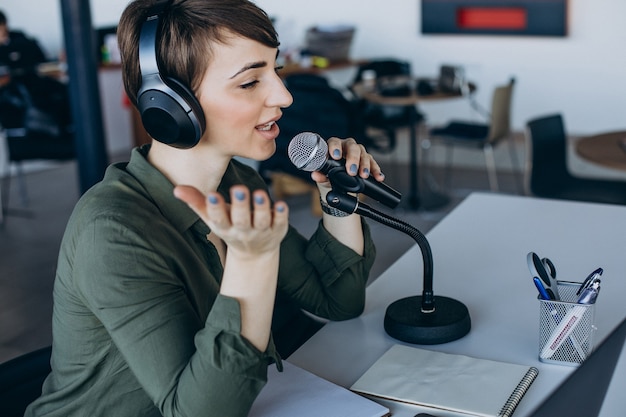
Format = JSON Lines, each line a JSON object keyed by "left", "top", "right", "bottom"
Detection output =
{"left": 1, "top": 0, "right": 625, "bottom": 135}
{"left": 257, "top": 0, "right": 626, "bottom": 135}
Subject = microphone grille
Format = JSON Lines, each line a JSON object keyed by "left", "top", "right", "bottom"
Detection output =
{"left": 287, "top": 132, "right": 328, "bottom": 172}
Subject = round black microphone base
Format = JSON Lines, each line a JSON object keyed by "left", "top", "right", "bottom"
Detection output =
{"left": 384, "top": 296, "right": 471, "bottom": 345}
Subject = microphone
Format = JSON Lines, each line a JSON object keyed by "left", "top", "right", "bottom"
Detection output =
{"left": 287, "top": 132, "right": 402, "bottom": 208}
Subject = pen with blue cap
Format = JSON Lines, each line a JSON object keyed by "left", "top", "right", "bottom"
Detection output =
{"left": 533, "top": 277, "right": 552, "bottom": 300}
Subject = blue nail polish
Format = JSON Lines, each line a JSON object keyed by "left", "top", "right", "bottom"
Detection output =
{"left": 363, "top": 168, "right": 370, "bottom": 176}
{"left": 254, "top": 195, "right": 264, "bottom": 205}
{"left": 350, "top": 164, "right": 358, "bottom": 174}
{"left": 234, "top": 191, "right": 245, "bottom": 201}
{"left": 333, "top": 149, "right": 340, "bottom": 158}
{"left": 276, "top": 205, "right": 285, "bottom": 212}
{"left": 208, "top": 195, "right": 218, "bottom": 204}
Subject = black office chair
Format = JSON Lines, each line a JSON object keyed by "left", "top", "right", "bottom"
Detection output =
{"left": 428, "top": 77, "right": 519, "bottom": 192}
{"left": 0, "top": 345, "right": 52, "bottom": 417}
{"left": 0, "top": 75, "right": 75, "bottom": 221}
{"left": 524, "top": 114, "right": 626, "bottom": 205}
{"left": 258, "top": 73, "right": 365, "bottom": 215}
{"left": 351, "top": 59, "right": 425, "bottom": 153}
{"left": 259, "top": 73, "right": 364, "bottom": 184}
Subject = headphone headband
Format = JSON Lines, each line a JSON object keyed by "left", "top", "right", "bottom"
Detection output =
{"left": 138, "top": 16, "right": 160, "bottom": 76}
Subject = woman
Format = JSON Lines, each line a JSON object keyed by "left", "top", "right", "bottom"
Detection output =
{"left": 26, "top": 0, "right": 384, "bottom": 416}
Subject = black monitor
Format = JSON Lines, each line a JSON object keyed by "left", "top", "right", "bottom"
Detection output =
{"left": 528, "top": 317, "right": 626, "bottom": 417}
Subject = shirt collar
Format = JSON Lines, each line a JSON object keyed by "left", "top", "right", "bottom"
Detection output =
{"left": 122, "top": 144, "right": 265, "bottom": 236}
{"left": 125, "top": 144, "right": 201, "bottom": 235}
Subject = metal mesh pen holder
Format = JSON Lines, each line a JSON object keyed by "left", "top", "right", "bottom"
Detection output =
{"left": 538, "top": 281, "right": 596, "bottom": 366}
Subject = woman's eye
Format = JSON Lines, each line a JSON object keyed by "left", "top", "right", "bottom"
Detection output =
{"left": 240, "top": 80, "right": 259, "bottom": 89}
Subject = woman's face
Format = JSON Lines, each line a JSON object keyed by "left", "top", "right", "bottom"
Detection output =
{"left": 196, "top": 33, "right": 293, "bottom": 161}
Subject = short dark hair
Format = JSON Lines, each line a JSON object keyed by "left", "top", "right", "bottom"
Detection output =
{"left": 0, "top": 10, "right": 7, "bottom": 26}
{"left": 118, "top": 0, "right": 279, "bottom": 107}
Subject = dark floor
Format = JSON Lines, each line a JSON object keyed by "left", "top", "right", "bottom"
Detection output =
{"left": 0, "top": 155, "right": 523, "bottom": 364}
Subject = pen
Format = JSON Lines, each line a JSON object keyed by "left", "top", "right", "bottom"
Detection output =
{"left": 577, "top": 280, "right": 601, "bottom": 305}
{"left": 533, "top": 277, "right": 557, "bottom": 300}
{"left": 577, "top": 267, "right": 603, "bottom": 295}
{"left": 533, "top": 277, "right": 552, "bottom": 300}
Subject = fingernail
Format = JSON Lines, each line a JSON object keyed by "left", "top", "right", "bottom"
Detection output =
{"left": 363, "top": 168, "right": 370, "bottom": 176}
{"left": 208, "top": 195, "right": 218, "bottom": 204}
{"left": 350, "top": 164, "right": 358, "bottom": 174}
{"left": 234, "top": 190, "right": 245, "bottom": 201}
{"left": 379, "top": 171, "right": 385, "bottom": 178}
{"left": 333, "top": 149, "right": 340, "bottom": 158}
{"left": 276, "top": 204, "right": 285, "bottom": 212}
{"left": 254, "top": 195, "right": 264, "bottom": 205}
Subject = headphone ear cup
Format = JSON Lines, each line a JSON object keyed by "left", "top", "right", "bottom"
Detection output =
{"left": 137, "top": 75, "right": 206, "bottom": 149}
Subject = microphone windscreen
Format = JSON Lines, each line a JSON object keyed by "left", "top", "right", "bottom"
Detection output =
{"left": 287, "top": 132, "right": 328, "bottom": 171}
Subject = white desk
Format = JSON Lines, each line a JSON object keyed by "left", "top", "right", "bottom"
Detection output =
{"left": 289, "top": 192, "right": 626, "bottom": 416}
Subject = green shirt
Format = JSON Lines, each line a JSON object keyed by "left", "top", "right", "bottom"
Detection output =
{"left": 26, "top": 146, "right": 376, "bottom": 417}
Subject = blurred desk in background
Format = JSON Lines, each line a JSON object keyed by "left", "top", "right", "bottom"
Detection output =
{"left": 279, "top": 59, "right": 367, "bottom": 78}
{"left": 576, "top": 131, "right": 626, "bottom": 172}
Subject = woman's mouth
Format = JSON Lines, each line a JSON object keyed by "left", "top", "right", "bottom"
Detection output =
{"left": 256, "top": 121, "right": 275, "bottom": 131}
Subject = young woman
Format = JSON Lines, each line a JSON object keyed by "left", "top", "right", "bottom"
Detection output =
{"left": 26, "top": 0, "right": 385, "bottom": 416}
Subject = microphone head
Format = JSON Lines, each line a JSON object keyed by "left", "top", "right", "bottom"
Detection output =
{"left": 288, "top": 132, "right": 328, "bottom": 172}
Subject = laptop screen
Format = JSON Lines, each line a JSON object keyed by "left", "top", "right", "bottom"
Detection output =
{"left": 530, "top": 317, "right": 626, "bottom": 417}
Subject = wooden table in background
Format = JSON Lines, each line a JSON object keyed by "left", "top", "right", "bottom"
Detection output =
{"left": 575, "top": 131, "right": 626, "bottom": 171}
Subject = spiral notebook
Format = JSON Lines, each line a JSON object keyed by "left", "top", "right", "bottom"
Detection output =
{"left": 350, "top": 345, "right": 538, "bottom": 417}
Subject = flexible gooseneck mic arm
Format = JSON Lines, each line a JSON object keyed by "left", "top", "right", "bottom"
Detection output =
{"left": 325, "top": 189, "right": 471, "bottom": 345}
{"left": 326, "top": 191, "right": 434, "bottom": 313}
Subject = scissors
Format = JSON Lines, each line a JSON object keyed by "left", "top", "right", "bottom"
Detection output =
{"left": 527, "top": 252, "right": 560, "bottom": 300}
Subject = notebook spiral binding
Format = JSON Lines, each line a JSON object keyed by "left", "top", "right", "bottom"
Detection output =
{"left": 498, "top": 367, "right": 539, "bottom": 417}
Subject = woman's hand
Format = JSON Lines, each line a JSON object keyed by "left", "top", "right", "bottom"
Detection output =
{"left": 173, "top": 185, "right": 289, "bottom": 258}
{"left": 310, "top": 137, "right": 385, "bottom": 190}
{"left": 174, "top": 184, "right": 288, "bottom": 351}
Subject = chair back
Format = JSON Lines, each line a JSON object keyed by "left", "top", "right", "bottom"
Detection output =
{"left": 487, "top": 78, "right": 515, "bottom": 144}
{"left": 278, "top": 73, "right": 362, "bottom": 144}
{"left": 258, "top": 73, "right": 363, "bottom": 181}
{"left": 352, "top": 59, "right": 411, "bottom": 83}
{"left": 350, "top": 59, "right": 420, "bottom": 152}
{"left": 0, "top": 346, "right": 52, "bottom": 417}
{"left": 524, "top": 113, "right": 570, "bottom": 196}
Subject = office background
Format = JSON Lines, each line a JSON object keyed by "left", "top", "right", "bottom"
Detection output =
{"left": 1, "top": 0, "right": 625, "bottom": 136}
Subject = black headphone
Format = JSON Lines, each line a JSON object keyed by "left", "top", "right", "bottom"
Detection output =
{"left": 137, "top": 0, "right": 206, "bottom": 148}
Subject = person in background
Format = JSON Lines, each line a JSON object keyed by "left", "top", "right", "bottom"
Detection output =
{"left": 0, "top": 9, "right": 47, "bottom": 82}
{"left": 25, "top": 0, "right": 384, "bottom": 416}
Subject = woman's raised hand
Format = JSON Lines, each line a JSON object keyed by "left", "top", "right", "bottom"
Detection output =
{"left": 174, "top": 185, "right": 289, "bottom": 257}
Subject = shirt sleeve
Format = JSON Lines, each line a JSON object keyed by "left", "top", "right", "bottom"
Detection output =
{"left": 276, "top": 218, "right": 377, "bottom": 320}
{"left": 73, "top": 216, "right": 280, "bottom": 417}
